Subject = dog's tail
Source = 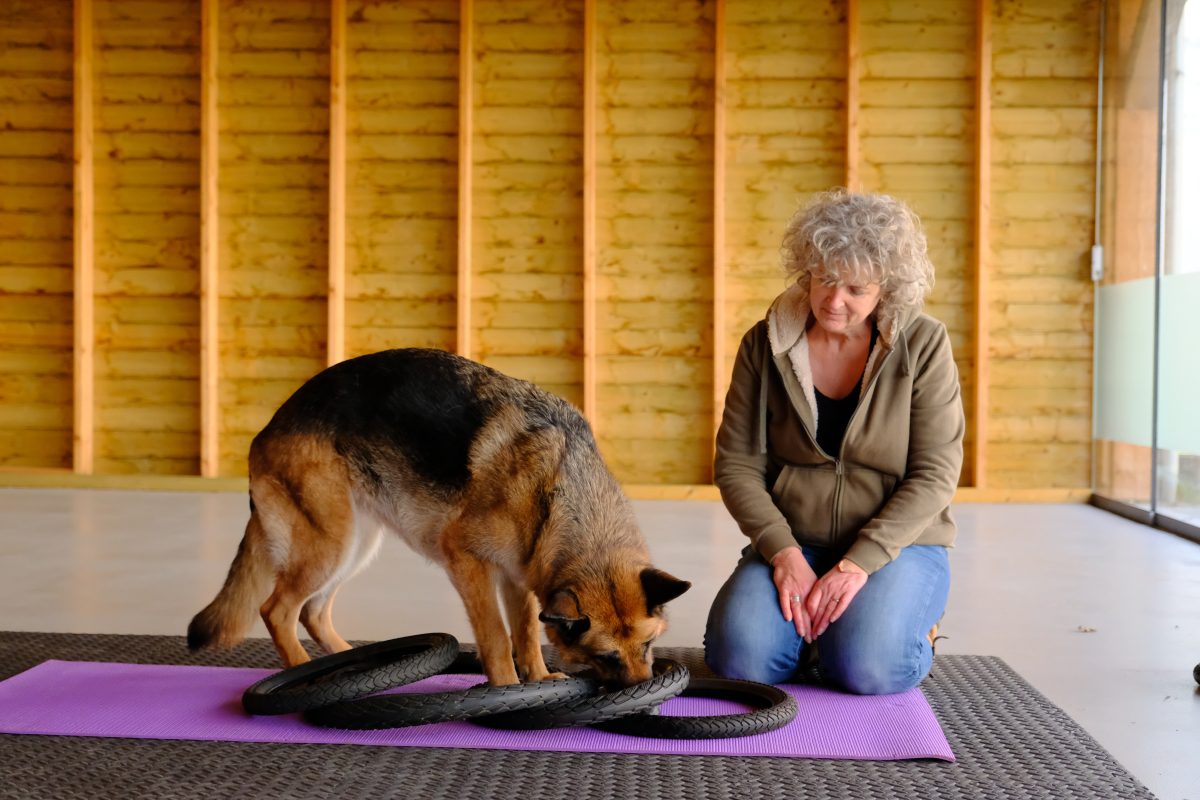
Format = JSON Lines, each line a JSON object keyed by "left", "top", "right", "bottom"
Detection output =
{"left": 187, "top": 509, "right": 274, "bottom": 652}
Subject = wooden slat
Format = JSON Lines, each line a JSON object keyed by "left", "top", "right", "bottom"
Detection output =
{"left": 200, "top": 0, "right": 219, "bottom": 477}
{"left": 0, "top": 471, "right": 1091, "bottom": 502}
{"left": 973, "top": 0, "right": 992, "bottom": 488}
{"left": 456, "top": 0, "right": 473, "bottom": 359}
{"left": 0, "top": 470, "right": 249, "bottom": 493}
{"left": 622, "top": 485, "right": 1091, "bottom": 503}
{"left": 845, "top": 0, "right": 860, "bottom": 190}
{"left": 327, "top": 0, "right": 346, "bottom": 367}
{"left": 712, "top": 0, "right": 726, "bottom": 457}
{"left": 72, "top": 0, "right": 94, "bottom": 475}
{"left": 582, "top": 0, "right": 597, "bottom": 424}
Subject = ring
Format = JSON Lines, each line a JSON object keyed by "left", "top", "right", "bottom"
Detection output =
{"left": 790, "top": 595, "right": 801, "bottom": 603}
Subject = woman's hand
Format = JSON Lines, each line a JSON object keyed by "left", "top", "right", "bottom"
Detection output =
{"left": 805, "top": 559, "right": 868, "bottom": 639}
{"left": 771, "top": 547, "right": 818, "bottom": 640}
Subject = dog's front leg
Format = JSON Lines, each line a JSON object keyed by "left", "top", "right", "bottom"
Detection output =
{"left": 499, "top": 577, "right": 564, "bottom": 682}
{"left": 442, "top": 530, "right": 521, "bottom": 686}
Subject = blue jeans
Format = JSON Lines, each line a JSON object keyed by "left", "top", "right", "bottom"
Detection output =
{"left": 704, "top": 544, "right": 950, "bottom": 695}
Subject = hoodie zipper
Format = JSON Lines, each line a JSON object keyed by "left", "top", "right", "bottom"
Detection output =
{"left": 831, "top": 459, "right": 844, "bottom": 538}
{"left": 829, "top": 341, "right": 898, "bottom": 540}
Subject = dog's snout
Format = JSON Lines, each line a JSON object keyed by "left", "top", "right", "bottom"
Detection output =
{"left": 590, "top": 657, "right": 652, "bottom": 688}
{"left": 619, "top": 662, "right": 653, "bottom": 687}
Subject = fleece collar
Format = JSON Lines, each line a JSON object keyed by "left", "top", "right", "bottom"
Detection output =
{"left": 765, "top": 284, "right": 915, "bottom": 427}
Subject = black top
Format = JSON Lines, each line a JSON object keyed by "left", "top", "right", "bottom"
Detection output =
{"left": 813, "top": 326, "right": 878, "bottom": 457}
{"left": 814, "top": 382, "right": 861, "bottom": 457}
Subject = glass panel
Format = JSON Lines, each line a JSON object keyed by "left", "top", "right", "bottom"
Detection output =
{"left": 1159, "top": 0, "right": 1200, "bottom": 527}
{"left": 1094, "top": 0, "right": 1163, "bottom": 509}
{"left": 1095, "top": 278, "right": 1154, "bottom": 447}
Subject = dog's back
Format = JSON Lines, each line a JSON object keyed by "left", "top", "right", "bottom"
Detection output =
{"left": 258, "top": 348, "right": 566, "bottom": 483}
{"left": 249, "top": 349, "right": 609, "bottom": 557}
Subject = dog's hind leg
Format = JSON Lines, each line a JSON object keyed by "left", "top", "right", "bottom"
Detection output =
{"left": 261, "top": 520, "right": 353, "bottom": 667}
{"left": 499, "top": 576, "right": 561, "bottom": 682}
{"left": 300, "top": 586, "right": 352, "bottom": 655}
{"left": 260, "top": 580, "right": 315, "bottom": 667}
{"left": 298, "top": 512, "right": 382, "bottom": 655}
{"left": 255, "top": 444, "right": 358, "bottom": 668}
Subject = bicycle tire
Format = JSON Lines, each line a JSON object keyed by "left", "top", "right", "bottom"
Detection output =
{"left": 474, "top": 657, "right": 690, "bottom": 730}
{"left": 591, "top": 676, "right": 797, "bottom": 739}
{"left": 303, "top": 673, "right": 601, "bottom": 730}
{"left": 241, "top": 632, "right": 459, "bottom": 716}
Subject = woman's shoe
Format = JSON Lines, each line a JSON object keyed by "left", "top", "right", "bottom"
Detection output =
{"left": 928, "top": 623, "right": 947, "bottom": 655}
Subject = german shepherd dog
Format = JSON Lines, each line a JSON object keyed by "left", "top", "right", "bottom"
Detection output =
{"left": 188, "top": 348, "right": 690, "bottom": 687}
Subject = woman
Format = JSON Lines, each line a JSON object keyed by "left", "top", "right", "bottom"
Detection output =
{"left": 705, "top": 190, "right": 965, "bottom": 695}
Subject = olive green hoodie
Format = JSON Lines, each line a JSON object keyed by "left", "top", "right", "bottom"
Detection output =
{"left": 714, "top": 284, "right": 965, "bottom": 574}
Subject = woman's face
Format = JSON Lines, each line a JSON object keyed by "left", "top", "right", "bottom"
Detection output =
{"left": 809, "top": 274, "right": 882, "bottom": 336}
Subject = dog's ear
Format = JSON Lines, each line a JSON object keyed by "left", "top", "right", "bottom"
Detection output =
{"left": 538, "top": 589, "right": 591, "bottom": 644}
{"left": 640, "top": 568, "right": 691, "bottom": 614}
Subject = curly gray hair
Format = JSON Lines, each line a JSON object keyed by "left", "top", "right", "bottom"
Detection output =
{"left": 780, "top": 189, "right": 934, "bottom": 334}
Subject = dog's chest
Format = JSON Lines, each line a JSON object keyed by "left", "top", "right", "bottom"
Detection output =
{"left": 353, "top": 494, "right": 447, "bottom": 565}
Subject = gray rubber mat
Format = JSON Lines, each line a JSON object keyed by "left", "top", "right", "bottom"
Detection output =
{"left": 0, "top": 631, "right": 1155, "bottom": 800}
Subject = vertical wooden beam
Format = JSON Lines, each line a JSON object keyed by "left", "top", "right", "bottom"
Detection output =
{"left": 973, "top": 0, "right": 992, "bottom": 488}
{"left": 456, "top": 0, "right": 474, "bottom": 358}
{"left": 72, "top": 0, "right": 95, "bottom": 474}
{"left": 845, "top": 0, "right": 860, "bottom": 191}
{"left": 327, "top": 0, "right": 347, "bottom": 367}
{"left": 582, "top": 0, "right": 598, "bottom": 424}
{"left": 200, "top": 0, "right": 220, "bottom": 477}
{"left": 712, "top": 0, "right": 727, "bottom": 453}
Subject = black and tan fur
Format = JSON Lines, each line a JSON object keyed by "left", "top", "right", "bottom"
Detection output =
{"left": 187, "top": 348, "right": 690, "bottom": 686}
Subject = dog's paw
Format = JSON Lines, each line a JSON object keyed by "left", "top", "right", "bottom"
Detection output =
{"left": 488, "top": 676, "right": 521, "bottom": 687}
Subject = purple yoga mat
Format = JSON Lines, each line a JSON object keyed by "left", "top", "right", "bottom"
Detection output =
{"left": 0, "top": 660, "right": 953, "bottom": 761}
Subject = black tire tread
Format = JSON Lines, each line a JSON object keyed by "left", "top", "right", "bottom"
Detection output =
{"left": 475, "top": 658, "right": 690, "bottom": 730}
{"left": 241, "top": 633, "right": 458, "bottom": 716}
{"left": 591, "top": 676, "right": 798, "bottom": 739}
{"left": 304, "top": 674, "right": 600, "bottom": 730}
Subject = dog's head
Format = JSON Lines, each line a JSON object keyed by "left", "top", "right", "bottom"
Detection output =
{"left": 539, "top": 565, "right": 690, "bottom": 687}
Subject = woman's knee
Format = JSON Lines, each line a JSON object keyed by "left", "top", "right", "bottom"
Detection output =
{"left": 830, "top": 662, "right": 920, "bottom": 695}
{"left": 821, "top": 642, "right": 928, "bottom": 695}
{"left": 704, "top": 625, "right": 798, "bottom": 685}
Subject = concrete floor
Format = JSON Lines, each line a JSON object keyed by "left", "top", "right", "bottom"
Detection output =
{"left": 1, "top": 488, "right": 1197, "bottom": 800}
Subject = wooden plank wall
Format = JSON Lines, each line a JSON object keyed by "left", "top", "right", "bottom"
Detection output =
{"left": 596, "top": 1, "right": 715, "bottom": 484}
{"left": 473, "top": 0, "right": 584, "bottom": 408}
{"left": 93, "top": 0, "right": 201, "bottom": 475}
{"left": 0, "top": 0, "right": 1101, "bottom": 492}
{"left": 988, "top": 0, "right": 1098, "bottom": 488}
{"left": 217, "top": 0, "right": 329, "bottom": 475}
{"left": 345, "top": 1, "right": 458, "bottom": 361}
{"left": 0, "top": 2, "right": 75, "bottom": 470}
